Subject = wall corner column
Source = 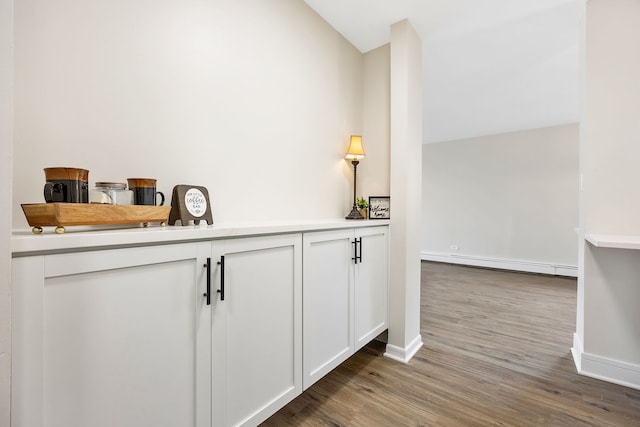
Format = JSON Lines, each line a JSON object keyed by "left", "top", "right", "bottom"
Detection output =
{"left": 384, "top": 19, "right": 423, "bottom": 363}
{"left": 577, "top": 0, "right": 640, "bottom": 390}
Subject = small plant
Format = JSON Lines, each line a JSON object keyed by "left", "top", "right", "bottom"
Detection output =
{"left": 356, "top": 197, "right": 369, "bottom": 210}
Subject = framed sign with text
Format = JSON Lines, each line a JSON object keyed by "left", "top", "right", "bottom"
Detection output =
{"left": 369, "top": 196, "right": 390, "bottom": 220}
{"left": 168, "top": 185, "right": 214, "bottom": 226}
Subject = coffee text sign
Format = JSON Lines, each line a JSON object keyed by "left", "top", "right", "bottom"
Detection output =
{"left": 168, "top": 185, "right": 213, "bottom": 226}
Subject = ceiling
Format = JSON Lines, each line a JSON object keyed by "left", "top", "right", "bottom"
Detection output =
{"left": 304, "top": 0, "right": 584, "bottom": 143}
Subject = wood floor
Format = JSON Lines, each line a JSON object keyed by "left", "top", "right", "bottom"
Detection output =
{"left": 262, "top": 261, "right": 640, "bottom": 426}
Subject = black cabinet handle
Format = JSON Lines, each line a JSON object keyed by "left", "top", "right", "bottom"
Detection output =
{"left": 203, "top": 257, "right": 211, "bottom": 305}
{"left": 217, "top": 255, "right": 225, "bottom": 301}
{"left": 352, "top": 239, "right": 358, "bottom": 264}
{"left": 358, "top": 238, "right": 363, "bottom": 263}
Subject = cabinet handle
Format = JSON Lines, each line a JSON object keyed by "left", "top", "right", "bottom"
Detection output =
{"left": 203, "top": 257, "right": 211, "bottom": 305}
{"left": 217, "top": 255, "right": 225, "bottom": 301}
{"left": 358, "top": 237, "right": 363, "bottom": 263}
{"left": 352, "top": 239, "right": 358, "bottom": 264}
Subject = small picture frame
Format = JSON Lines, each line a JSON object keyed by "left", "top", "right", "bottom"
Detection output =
{"left": 369, "top": 196, "right": 390, "bottom": 220}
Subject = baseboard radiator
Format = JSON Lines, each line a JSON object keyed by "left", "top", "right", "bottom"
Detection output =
{"left": 420, "top": 252, "right": 578, "bottom": 278}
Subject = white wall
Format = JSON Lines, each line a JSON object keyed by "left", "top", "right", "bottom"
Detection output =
{"left": 361, "top": 44, "right": 390, "bottom": 200}
{"left": 583, "top": 1, "right": 640, "bottom": 236}
{"left": 13, "top": 0, "right": 367, "bottom": 230}
{"left": 422, "top": 123, "right": 579, "bottom": 275}
{"left": 0, "top": 0, "right": 13, "bottom": 422}
{"left": 575, "top": 0, "right": 640, "bottom": 388}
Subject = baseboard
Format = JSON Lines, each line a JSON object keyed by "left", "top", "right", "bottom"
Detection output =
{"left": 421, "top": 251, "right": 578, "bottom": 278}
{"left": 581, "top": 354, "right": 640, "bottom": 391}
{"left": 571, "top": 337, "right": 640, "bottom": 391}
{"left": 571, "top": 332, "right": 583, "bottom": 372}
{"left": 384, "top": 334, "right": 423, "bottom": 364}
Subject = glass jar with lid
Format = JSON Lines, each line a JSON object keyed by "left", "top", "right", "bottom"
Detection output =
{"left": 90, "top": 182, "right": 134, "bottom": 205}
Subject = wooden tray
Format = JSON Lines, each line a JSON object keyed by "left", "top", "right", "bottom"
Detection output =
{"left": 21, "top": 203, "right": 171, "bottom": 234}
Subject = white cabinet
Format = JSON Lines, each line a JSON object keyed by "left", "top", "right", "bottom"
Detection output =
{"left": 354, "top": 226, "right": 389, "bottom": 350}
{"left": 11, "top": 242, "right": 212, "bottom": 427}
{"left": 10, "top": 223, "right": 386, "bottom": 427}
{"left": 209, "top": 234, "right": 302, "bottom": 427}
{"left": 302, "top": 229, "right": 354, "bottom": 389}
{"left": 302, "top": 226, "right": 388, "bottom": 390}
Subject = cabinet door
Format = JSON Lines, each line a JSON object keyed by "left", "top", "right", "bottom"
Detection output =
{"left": 211, "top": 234, "right": 302, "bottom": 427}
{"left": 302, "top": 229, "right": 354, "bottom": 390}
{"left": 354, "top": 226, "right": 389, "bottom": 350}
{"left": 11, "top": 243, "right": 211, "bottom": 427}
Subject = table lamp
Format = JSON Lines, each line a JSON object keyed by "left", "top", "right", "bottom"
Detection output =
{"left": 345, "top": 135, "right": 365, "bottom": 220}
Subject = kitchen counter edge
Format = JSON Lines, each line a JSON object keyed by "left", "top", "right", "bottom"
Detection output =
{"left": 12, "top": 219, "right": 391, "bottom": 256}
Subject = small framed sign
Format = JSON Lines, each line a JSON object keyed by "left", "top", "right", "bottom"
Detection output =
{"left": 168, "top": 185, "right": 214, "bottom": 226}
{"left": 369, "top": 196, "right": 390, "bottom": 220}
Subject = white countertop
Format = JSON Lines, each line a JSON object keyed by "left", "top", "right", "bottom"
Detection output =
{"left": 584, "top": 233, "right": 640, "bottom": 250}
{"left": 12, "top": 219, "right": 390, "bottom": 256}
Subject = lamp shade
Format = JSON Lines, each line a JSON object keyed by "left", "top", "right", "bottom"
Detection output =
{"left": 345, "top": 135, "right": 365, "bottom": 160}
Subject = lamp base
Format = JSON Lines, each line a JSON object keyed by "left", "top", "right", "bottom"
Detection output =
{"left": 345, "top": 205, "right": 364, "bottom": 220}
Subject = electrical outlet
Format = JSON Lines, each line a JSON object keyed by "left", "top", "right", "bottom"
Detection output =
{"left": 450, "top": 244, "right": 459, "bottom": 251}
